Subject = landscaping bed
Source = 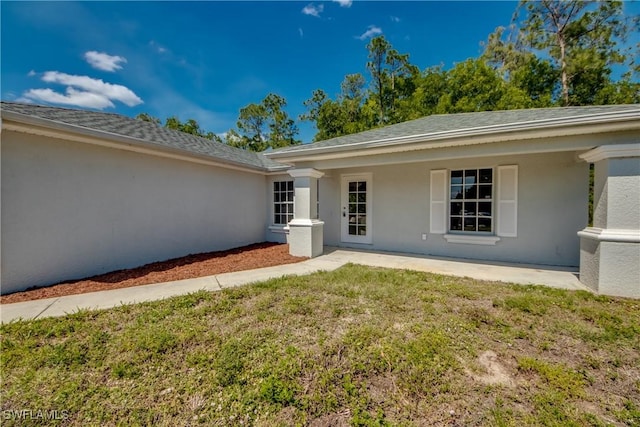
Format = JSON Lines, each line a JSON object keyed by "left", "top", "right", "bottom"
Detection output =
{"left": 0, "top": 243, "right": 304, "bottom": 304}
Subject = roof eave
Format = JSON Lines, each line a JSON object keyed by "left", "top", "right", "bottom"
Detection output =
{"left": 266, "top": 110, "right": 640, "bottom": 163}
{"left": 2, "top": 110, "right": 272, "bottom": 174}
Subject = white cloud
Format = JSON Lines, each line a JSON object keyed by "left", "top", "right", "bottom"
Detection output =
{"left": 27, "top": 70, "right": 37, "bottom": 77}
{"left": 21, "top": 88, "right": 115, "bottom": 109}
{"left": 20, "top": 71, "right": 143, "bottom": 109}
{"left": 298, "top": 28, "right": 304, "bottom": 38}
{"left": 84, "top": 51, "right": 127, "bottom": 72}
{"left": 302, "top": 3, "right": 323, "bottom": 17}
{"left": 390, "top": 15, "right": 401, "bottom": 23}
{"left": 333, "top": 0, "right": 352, "bottom": 7}
{"left": 357, "top": 25, "right": 382, "bottom": 40}
{"left": 41, "top": 71, "right": 143, "bottom": 106}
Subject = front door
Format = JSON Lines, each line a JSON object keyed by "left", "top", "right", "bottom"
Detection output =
{"left": 341, "top": 174, "right": 372, "bottom": 244}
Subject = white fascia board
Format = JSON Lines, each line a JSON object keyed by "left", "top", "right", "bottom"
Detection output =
{"left": 579, "top": 143, "right": 640, "bottom": 162}
{"left": 288, "top": 168, "right": 325, "bottom": 178}
{"left": 2, "top": 112, "right": 270, "bottom": 175}
{"left": 267, "top": 110, "right": 640, "bottom": 162}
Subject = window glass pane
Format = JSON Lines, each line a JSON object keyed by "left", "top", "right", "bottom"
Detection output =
{"left": 478, "top": 218, "right": 492, "bottom": 232}
{"left": 349, "top": 204, "right": 356, "bottom": 213}
{"left": 358, "top": 193, "right": 366, "bottom": 203}
{"left": 275, "top": 204, "right": 281, "bottom": 214}
{"left": 349, "top": 182, "right": 357, "bottom": 192}
{"left": 274, "top": 193, "right": 280, "bottom": 202}
{"left": 349, "top": 225, "right": 357, "bottom": 235}
{"left": 349, "top": 214, "right": 356, "bottom": 223}
{"left": 287, "top": 191, "right": 293, "bottom": 201}
{"left": 357, "top": 204, "right": 366, "bottom": 214}
{"left": 464, "top": 184, "right": 477, "bottom": 199}
{"left": 450, "top": 217, "right": 462, "bottom": 231}
{"left": 358, "top": 226, "right": 366, "bottom": 235}
{"left": 287, "top": 181, "right": 293, "bottom": 191}
{"left": 273, "top": 182, "right": 278, "bottom": 191}
{"left": 478, "top": 185, "right": 492, "bottom": 199}
{"left": 275, "top": 215, "right": 282, "bottom": 224}
{"left": 448, "top": 168, "right": 493, "bottom": 234}
{"left": 464, "top": 170, "right": 477, "bottom": 184}
{"left": 464, "top": 217, "right": 476, "bottom": 231}
{"left": 478, "top": 202, "right": 491, "bottom": 217}
{"left": 357, "top": 215, "right": 366, "bottom": 225}
{"left": 349, "top": 194, "right": 357, "bottom": 203}
{"left": 451, "top": 202, "right": 462, "bottom": 215}
{"left": 464, "top": 202, "right": 477, "bottom": 216}
{"left": 451, "top": 185, "right": 463, "bottom": 199}
{"left": 358, "top": 181, "right": 366, "bottom": 192}
{"left": 479, "top": 169, "right": 492, "bottom": 183}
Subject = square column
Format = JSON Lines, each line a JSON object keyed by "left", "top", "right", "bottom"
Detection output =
{"left": 288, "top": 168, "right": 325, "bottom": 258}
{"left": 578, "top": 144, "right": 640, "bottom": 298}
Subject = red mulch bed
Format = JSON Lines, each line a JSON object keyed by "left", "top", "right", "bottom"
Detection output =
{"left": 0, "top": 243, "right": 306, "bottom": 305}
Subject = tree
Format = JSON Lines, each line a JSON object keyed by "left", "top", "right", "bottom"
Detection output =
{"left": 136, "top": 113, "right": 222, "bottom": 142}
{"left": 515, "top": 0, "right": 630, "bottom": 105}
{"left": 135, "top": 112, "right": 161, "bottom": 125}
{"left": 228, "top": 93, "right": 300, "bottom": 151}
{"left": 366, "top": 36, "right": 418, "bottom": 125}
{"left": 436, "top": 58, "right": 531, "bottom": 114}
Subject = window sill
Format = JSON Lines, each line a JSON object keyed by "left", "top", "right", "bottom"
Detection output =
{"left": 444, "top": 234, "right": 500, "bottom": 245}
{"left": 268, "top": 225, "right": 290, "bottom": 234}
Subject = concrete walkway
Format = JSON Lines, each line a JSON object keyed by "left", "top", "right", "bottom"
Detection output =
{"left": 0, "top": 247, "right": 588, "bottom": 323}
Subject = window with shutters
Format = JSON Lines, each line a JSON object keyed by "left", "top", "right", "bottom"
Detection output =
{"left": 430, "top": 165, "right": 517, "bottom": 245}
{"left": 273, "top": 181, "right": 294, "bottom": 225}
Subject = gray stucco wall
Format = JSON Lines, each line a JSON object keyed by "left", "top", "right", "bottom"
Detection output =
{"left": 1, "top": 131, "right": 267, "bottom": 294}
{"left": 319, "top": 151, "right": 588, "bottom": 267}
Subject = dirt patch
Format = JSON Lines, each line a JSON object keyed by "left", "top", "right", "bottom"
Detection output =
{"left": 0, "top": 243, "right": 305, "bottom": 304}
{"left": 465, "top": 350, "right": 515, "bottom": 388}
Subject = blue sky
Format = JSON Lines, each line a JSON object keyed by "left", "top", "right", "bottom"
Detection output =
{"left": 2, "top": 1, "right": 637, "bottom": 142}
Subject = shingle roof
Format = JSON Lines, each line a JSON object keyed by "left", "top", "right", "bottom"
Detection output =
{"left": 271, "top": 104, "right": 640, "bottom": 155}
{"left": 1, "top": 102, "right": 285, "bottom": 171}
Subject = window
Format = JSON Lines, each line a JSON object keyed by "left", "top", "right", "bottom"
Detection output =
{"left": 430, "top": 166, "right": 517, "bottom": 243}
{"left": 273, "top": 181, "right": 294, "bottom": 225}
{"left": 449, "top": 168, "right": 493, "bottom": 233}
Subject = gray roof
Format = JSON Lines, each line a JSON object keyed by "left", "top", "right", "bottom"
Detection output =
{"left": 271, "top": 104, "right": 640, "bottom": 155}
{"left": 1, "top": 102, "right": 285, "bottom": 171}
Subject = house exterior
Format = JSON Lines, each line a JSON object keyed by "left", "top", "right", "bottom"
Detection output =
{"left": 2, "top": 102, "right": 639, "bottom": 297}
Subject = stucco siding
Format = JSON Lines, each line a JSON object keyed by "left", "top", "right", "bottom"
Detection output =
{"left": 1, "top": 131, "right": 267, "bottom": 294}
{"left": 321, "top": 151, "right": 588, "bottom": 267}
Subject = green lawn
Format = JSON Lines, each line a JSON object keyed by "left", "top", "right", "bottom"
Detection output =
{"left": 1, "top": 264, "right": 639, "bottom": 426}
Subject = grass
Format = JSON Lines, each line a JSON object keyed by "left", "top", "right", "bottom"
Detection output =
{"left": 1, "top": 264, "right": 639, "bottom": 426}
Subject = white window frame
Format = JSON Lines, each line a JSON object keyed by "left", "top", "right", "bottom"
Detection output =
{"left": 443, "top": 167, "right": 500, "bottom": 245}
{"left": 430, "top": 165, "right": 518, "bottom": 246}
{"left": 272, "top": 180, "right": 294, "bottom": 226}
{"left": 448, "top": 167, "right": 495, "bottom": 234}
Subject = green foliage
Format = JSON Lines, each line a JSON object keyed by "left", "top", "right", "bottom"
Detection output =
{"left": 136, "top": 112, "right": 223, "bottom": 142}
{"left": 226, "top": 93, "right": 300, "bottom": 151}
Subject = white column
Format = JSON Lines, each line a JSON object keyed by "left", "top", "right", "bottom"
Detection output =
{"left": 288, "top": 168, "right": 325, "bottom": 258}
{"left": 578, "top": 143, "right": 640, "bottom": 298}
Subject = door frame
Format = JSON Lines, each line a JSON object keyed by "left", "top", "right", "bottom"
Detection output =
{"left": 340, "top": 173, "right": 373, "bottom": 244}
